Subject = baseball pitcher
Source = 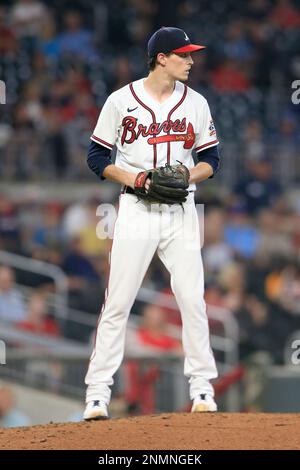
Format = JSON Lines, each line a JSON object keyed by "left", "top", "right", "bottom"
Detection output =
{"left": 84, "top": 27, "right": 220, "bottom": 420}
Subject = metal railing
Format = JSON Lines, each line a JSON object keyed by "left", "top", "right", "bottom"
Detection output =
{"left": 137, "top": 286, "right": 239, "bottom": 369}
{"left": 0, "top": 251, "right": 68, "bottom": 318}
{"left": 0, "top": 303, "right": 240, "bottom": 412}
{"left": 136, "top": 287, "right": 240, "bottom": 411}
{"left": 0, "top": 254, "right": 240, "bottom": 411}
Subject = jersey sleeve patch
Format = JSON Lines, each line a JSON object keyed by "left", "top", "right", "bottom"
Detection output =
{"left": 209, "top": 119, "right": 217, "bottom": 136}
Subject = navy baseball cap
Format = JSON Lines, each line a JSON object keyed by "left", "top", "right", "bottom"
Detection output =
{"left": 147, "top": 27, "right": 205, "bottom": 57}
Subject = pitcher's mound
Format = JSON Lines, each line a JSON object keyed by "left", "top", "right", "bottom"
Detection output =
{"left": 1, "top": 413, "right": 300, "bottom": 450}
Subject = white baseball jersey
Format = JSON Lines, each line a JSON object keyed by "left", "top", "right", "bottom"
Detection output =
{"left": 91, "top": 78, "right": 219, "bottom": 189}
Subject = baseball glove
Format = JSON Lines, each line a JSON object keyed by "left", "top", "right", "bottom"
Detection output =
{"left": 134, "top": 163, "right": 190, "bottom": 204}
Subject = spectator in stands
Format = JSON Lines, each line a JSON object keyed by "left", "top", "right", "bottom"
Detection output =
{"left": 246, "top": 0, "right": 270, "bottom": 22}
{"left": 12, "top": 245, "right": 56, "bottom": 290}
{"left": 278, "top": 112, "right": 300, "bottom": 146}
{"left": 211, "top": 58, "right": 251, "bottom": 93}
{"left": 269, "top": 0, "right": 300, "bottom": 30}
{"left": 10, "top": 0, "right": 49, "bottom": 53}
{"left": 30, "top": 51, "right": 52, "bottom": 91}
{"left": 77, "top": 198, "right": 110, "bottom": 258}
{"left": 217, "top": 262, "right": 246, "bottom": 314}
{"left": 237, "top": 293, "right": 298, "bottom": 363}
{"left": 17, "top": 291, "right": 60, "bottom": 337}
{"left": 62, "top": 200, "right": 90, "bottom": 240}
{"left": 0, "top": 386, "right": 31, "bottom": 428}
{"left": 204, "top": 281, "right": 226, "bottom": 309}
{"left": 57, "top": 10, "right": 97, "bottom": 62}
{"left": 0, "top": 193, "right": 20, "bottom": 252}
{"left": 0, "top": 266, "right": 26, "bottom": 323}
{"left": 0, "top": 0, "right": 297, "bottom": 180}
{"left": 0, "top": 6, "right": 18, "bottom": 55}
{"left": 13, "top": 290, "right": 63, "bottom": 391}
{"left": 203, "top": 207, "right": 233, "bottom": 274}
{"left": 62, "top": 236, "right": 104, "bottom": 322}
{"left": 6, "top": 104, "right": 41, "bottom": 180}
{"left": 153, "top": 287, "right": 182, "bottom": 327}
{"left": 222, "top": 19, "right": 254, "bottom": 63}
{"left": 247, "top": 20, "right": 275, "bottom": 89}
{"left": 274, "top": 113, "right": 300, "bottom": 182}
{"left": 125, "top": 304, "right": 182, "bottom": 414}
{"left": 62, "top": 69, "right": 97, "bottom": 164}
{"left": 255, "top": 208, "right": 294, "bottom": 261}
{"left": 111, "top": 55, "right": 133, "bottom": 92}
{"left": 62, "top": 236, "right": 99, "bottom": 288}
{"left": 43, "top": 109, "right": 69, "bottom": 178}
{"left": 32, "top": 202, "right": 65, "bottom": 248}
{"left": 16, "top": 291, "right": 63, "bottom": 391}
{"left": 237, "top": 294, "right": 279, "bottom": 360}
{"left": 39, "top": 14, "right": 60, "bottom": 61}
{"left": 224, "top": 202, "right": 261, "bottom": 259}
{"left": 21, "top": 82, "right": 44, "bottom": 130}
{"left": 135, "top": 304, "right": 182, "bottom": 353}
{"left": 234, "top": 157, "right": 282, "bottom": 215}
{"left": 243, "top": 120, "right": 265, "bottom": 162}
{"left": 265, "top": 262, "right": 300, "bottom": 318}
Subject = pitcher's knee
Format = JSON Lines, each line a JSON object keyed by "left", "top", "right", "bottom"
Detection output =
{"left": 178, "top": 295, "right": 206, "bottom": 316}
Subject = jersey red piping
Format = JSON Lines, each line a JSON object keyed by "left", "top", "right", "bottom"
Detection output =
{"left": 129, "top": 82, "right": 157, "bottom": 168}
{"left": 195, "top": 139, "right": 219, "bottom": 152}
{"left": 91, "top": 135, "right": 114, "bottom": 149}
{"left": 87, "top": 196, "right": 120, "bottom": 366}
{"left": 166, "top": 85, "right": 187, "bottom": 164}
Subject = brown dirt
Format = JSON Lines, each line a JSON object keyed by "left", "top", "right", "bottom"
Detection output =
{"left": 0, "top": 413, "right": 300, "bottom": 450}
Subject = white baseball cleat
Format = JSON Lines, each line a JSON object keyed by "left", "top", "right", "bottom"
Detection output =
{"left": 191, "top": 394, "right": 217, "bottom": 413}
{"left": 83, "top": 400, "right": 109, "bottom": 421}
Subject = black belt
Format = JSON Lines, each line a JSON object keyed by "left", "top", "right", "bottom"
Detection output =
{"left": 122, "top": 186, "right": 193, "bottom": 195}
{"left": 123, "top": 186, "right": 135, "bottom": 194}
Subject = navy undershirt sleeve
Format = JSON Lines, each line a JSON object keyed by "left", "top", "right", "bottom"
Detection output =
{"left": 196, "top": 145, "right": 220, "bottom": 178}
{"left": 87, "top": 140, "right": 220, "bottom": 181}
{"left": 87, "top": 140, "right": 112, "bottom": 180}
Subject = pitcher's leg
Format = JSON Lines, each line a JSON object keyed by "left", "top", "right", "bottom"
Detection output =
{"left": 85, "top": 196, "right": 159, "bottom": 404}
{"left": 158, "top": 203, "right": 218, "bottom": 401}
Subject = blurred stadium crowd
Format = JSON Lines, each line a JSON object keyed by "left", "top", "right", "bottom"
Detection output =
{"left": 1, "top": 0, "right": 300, "bottom": 421}
{"left": 0, "top": 0, "right": 300, "bottom": 180}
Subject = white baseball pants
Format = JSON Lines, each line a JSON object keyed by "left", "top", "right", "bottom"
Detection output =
{"left": 85, "top": 192, "right": 218, "bottom": 404}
